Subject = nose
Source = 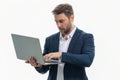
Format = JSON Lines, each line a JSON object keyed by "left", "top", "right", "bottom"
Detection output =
{"left": 57, "top": 22, "right": 62, "bottom": 28}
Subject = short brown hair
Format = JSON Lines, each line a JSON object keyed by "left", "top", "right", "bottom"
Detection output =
{"left": 52, "top": 3, "right": 74, "bottom": 18}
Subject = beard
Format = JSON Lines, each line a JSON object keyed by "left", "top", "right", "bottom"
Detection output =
{"left": 59, "top": 22, "right": 72, "bottom": 36}
{"left": 64, "top": 23, "right": 71, "bottom": 34}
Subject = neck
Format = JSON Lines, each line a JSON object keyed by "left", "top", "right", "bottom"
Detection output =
{"left": 71, "top": 24, "right": 75, "bottom": 32}
{"left": 62, "top": 24, "right": 75, "bottom": 37}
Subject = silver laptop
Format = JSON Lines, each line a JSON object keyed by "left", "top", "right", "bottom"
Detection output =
{"left": 11, "top": 33, "right": 59, "bottom": 65}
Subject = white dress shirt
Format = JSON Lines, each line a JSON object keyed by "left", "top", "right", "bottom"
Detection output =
{"left": 56, "top": 27, "right": 76, "bottom": 80}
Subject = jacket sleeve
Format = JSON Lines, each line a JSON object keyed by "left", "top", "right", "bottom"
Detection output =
{"left": 61, "top": 34, "right": 95, "bottom": 67}
{"left": 35, "top": 65, "right": 49, "bottom": 74}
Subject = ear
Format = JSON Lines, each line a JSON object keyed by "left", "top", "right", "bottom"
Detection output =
{"left": 70, "top": 15, "right": 74, "bottom": 22}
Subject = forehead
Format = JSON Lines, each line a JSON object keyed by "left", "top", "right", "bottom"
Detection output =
{"left": 54, "top": 13, "right": 68, "bottom": 20}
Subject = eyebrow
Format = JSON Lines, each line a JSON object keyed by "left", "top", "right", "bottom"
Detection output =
{"left": 55, "top": 19, "right": 65, "bottom": 23}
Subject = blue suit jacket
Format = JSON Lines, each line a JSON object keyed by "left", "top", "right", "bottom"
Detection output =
{"left": 35, "top": 28, "right": 95, "bottom": 80}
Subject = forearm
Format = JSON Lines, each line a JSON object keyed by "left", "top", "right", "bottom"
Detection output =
{"left": 61, "top": 52, "right": 94, "bottom": 67}
{"left": 61, "top": 34, "right": 95, "bottom": 67}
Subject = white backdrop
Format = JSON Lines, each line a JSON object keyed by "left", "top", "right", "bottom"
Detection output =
{"left": 0, "top": 0, "right": 120, "bottom": 80}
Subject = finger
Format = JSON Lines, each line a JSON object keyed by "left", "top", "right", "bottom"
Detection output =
{"left": 30, "top": 57, "right": 36, "bottom": 63}
{"left": 44, "top": 54, "right": 52, "bottom": 61}
{"left": 25, "top": 60, "right": 29, "bottom": 63}
{"left": 35, "top": 63, "right": 42, "bottom": 67}
{"left": 32, "top": 62, "right": 37, "bottom": 66}
{"left": 43, "top": 55, "right": 49, "bottom": 61}
{"left": 48, "top": 53, "right": 55, "bottom": 60}
{"left": 30, "top": 56, "right": 34, "bottom": 61}
{"left": 31, "top": 62, "right": 42, "bottom": 67}
{"left": 48, "top": 55, "right": 53, "bottom": 60}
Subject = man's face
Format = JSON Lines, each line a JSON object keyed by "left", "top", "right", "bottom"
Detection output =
{"left": 54, "top": 13, "right": 74, "bottom": 36}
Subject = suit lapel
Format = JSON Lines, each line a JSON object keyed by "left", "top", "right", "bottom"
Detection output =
{"left": 67, "top": 28, "right": 81, "bottom": 52}
{"left": 53, "top": 33, "right": 60, "bottom": 52}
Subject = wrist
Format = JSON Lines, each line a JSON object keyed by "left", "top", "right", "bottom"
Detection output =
{"left": 59, "top": 52, "right": 62, "bottom": 59}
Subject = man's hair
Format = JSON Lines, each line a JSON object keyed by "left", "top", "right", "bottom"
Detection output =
{"left": 52, "top": 3, "right": 74, "bottom": 18}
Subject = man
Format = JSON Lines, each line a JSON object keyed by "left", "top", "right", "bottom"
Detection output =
{"left": 26, "top": 3, "right": 95, "bottom": 80}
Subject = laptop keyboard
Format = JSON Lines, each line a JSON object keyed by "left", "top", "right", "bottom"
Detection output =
{"left": 45, "top": 59, "right": 59, "bottom": 63}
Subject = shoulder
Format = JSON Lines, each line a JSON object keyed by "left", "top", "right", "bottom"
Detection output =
{"left": 76, "top": 28, "right": 94, "bottom": 39}
{"left": 45, "top": 32, "right": 60, "bottom": 40}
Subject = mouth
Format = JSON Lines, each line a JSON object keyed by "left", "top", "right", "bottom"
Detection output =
{"left": 59, "top": 27, "right": 64, "bottom": 30}
{"left": 59, "top": 29, "right": 64, "bottom": 32}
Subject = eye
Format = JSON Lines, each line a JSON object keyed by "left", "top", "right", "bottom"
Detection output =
{"left": 59, "top": 20, "right": 65, "bottom": 23}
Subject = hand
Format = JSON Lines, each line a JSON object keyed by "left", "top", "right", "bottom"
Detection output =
{"left": 44, "top": 52, "right": 62, "bottom": 61}
{"left": 25, "top": 57, "right": 42, "bottom": 67}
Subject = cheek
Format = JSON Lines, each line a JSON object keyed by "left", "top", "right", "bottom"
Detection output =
{"left": 61, "top": 24, "right": 67, "bottom": 29}
{"left": 63, "top": 22, "right": 68, "bottom": 27}
{"left": 65, "top": 22, "right": 70, "bottom": 28}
